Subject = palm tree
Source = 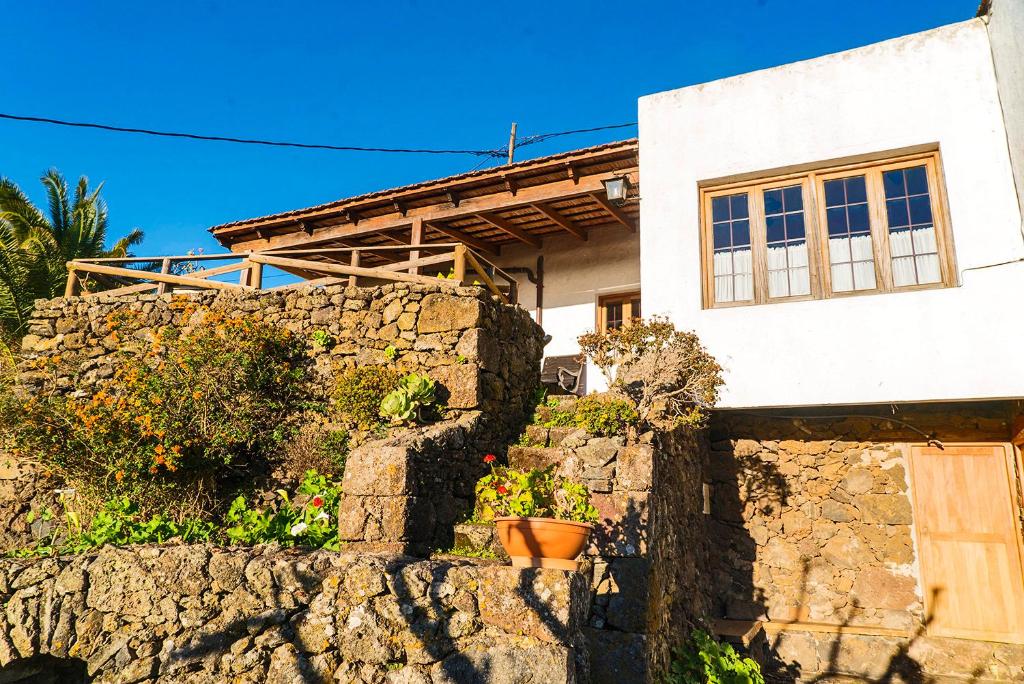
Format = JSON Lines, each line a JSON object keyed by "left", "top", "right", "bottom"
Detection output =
{"left": 0, "top": 170, "right": 143, "bottom": 336}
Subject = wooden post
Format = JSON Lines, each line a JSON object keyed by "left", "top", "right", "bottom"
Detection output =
{"left": 249, "top": 261, "right": 263, "bottom": 289}
{"left": 64, "top": 266, "right": 79, "bottom": 298}
{"left": 157, "top": 258, "right": 172, "bottom": 295}
{"left": 409, "top": 217, "right": 423, "bottom": 275}
{"left": 507, "top": 122, "right": 517, "bottom": 165}
{"left": 349, "top": 250, "right": 360, "bottom": 287}
{"left": 453, "top": 244, "right": 467, "bottom": 283}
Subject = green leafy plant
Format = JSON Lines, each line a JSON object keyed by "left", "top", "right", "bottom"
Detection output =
{"left": 3, "top": 310, "right": 307, "bottom": 519}
{"left": 384, "top": 345, "right": 398, "bottom": 361}
{"left": 380, "top": 373, "right": 437, "bottom": 424}
{"left": 10, "top": 495, "right": 214, "bottom": 558}
{"left": 333, "top": 365, "right": 403, "bottom": 430}
{"left": 224, "top": 470, "right": 341, "bottom": 550}
{"left": 475, "top": 458, "right": 598, "bottom": 524}
{"left": 309, "top": 329, "right": 334, "bottom": 348}
{"left": 573, "top": 394, "right": 639, "bottom": 436}
{"left": 666, "top": 630, "right": 764, "bottom": 684}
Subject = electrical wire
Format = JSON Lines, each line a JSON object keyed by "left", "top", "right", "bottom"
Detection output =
{"left": 0, "top": 112, "right": 500, "bottom": 157}
{"left": 726, "top": 410, "right": 943, "bottom": 448}
{"left": 0, "top": 112, "right": 637, "bottom": 159}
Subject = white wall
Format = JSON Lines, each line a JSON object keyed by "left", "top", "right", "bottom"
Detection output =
{"left": 639, "top": 19, "right": 1024, "bottom": 408}
{"left": 986, "top": 0, "right": 1024, "bottom": 221}
{"left": 496, "top": 226, "right": 640, "bottom": 393}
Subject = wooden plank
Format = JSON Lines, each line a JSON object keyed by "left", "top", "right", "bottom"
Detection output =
{"left": 157, "top": 258, "right": 173, "bottom": 295}
{"left": 425, "top": 223, "right": 500, "bottom": 258}
{"left": 248, "top": 253, "right": 458, "bottom": 288}
{"left": 409, "top": 217, "right": 423, "bottom": 275}
{"left": 269, "top": 276, "right": 345, "bottom": 291}
{"left": 453, "top": 244, "right": 467, "bottom": 282}
{"left": 69, "top": 262, "right": 246, "bottom": 291}
{"left": 349, "top": 250, "right": 360, "bottom": 287}
{"left": 379, "top": 252, "right": 454, "bottom": 273}
{"left": 908, "top": 443, "right": 1024, "bottom": 644}
{"left": 224, "top": 172, "right": 626, "bottom": 252}
{"left": 531, "top": 203, "right": 587, "bottom": 241}
{"left": 463, "top": 248, "right": 509, "bottom": 304}
{"left": 589, "top": 193, "right": 635, "bottom": 232}
{"left": 64, "top": 270, "right": 79, "bottom": 298}
{"left": 475, "top": 212, "right": 542, "bottom": 249}
{"left": 84, "top": 282, "right": 159, "bottom": 298}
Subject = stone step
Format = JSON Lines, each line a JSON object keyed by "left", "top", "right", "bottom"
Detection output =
{"left": 508, "top": 446, "right": 569, "bottom": 471}
{"left": 452, "top": 522, "right": 508, "bottom": 560}
{"left": 522, "top": 425, "right": 583, "bottom": 448}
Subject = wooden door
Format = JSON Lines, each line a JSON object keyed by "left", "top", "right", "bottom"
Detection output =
{"left": 908, "top": 444, "right": 1024, "bottom": 643}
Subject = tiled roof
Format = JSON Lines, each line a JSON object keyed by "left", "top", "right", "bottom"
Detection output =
{"left": 208, "top": 138, "right": 638, "bottom": 233}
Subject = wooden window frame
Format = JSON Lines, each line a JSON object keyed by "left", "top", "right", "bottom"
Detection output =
{"left": 597, "top": 291, "right": 641, "bottom": 331}
{"left": 699, "top": 149, "right": 957, "bottom": 309}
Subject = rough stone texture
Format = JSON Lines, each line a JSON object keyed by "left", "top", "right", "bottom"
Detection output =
{"left": 709, "top": 404, "right": 1021, "bottom": 682}
{"left": 507, "top": 423, "right": 711, "bottom": 683}
{"left": 0, "top": 545, "right": 590, "bottom": 683}
{"left": 9, "top": 283, "right": 545, "bottom": 556}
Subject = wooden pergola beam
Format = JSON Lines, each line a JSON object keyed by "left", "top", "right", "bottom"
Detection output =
{"left": 68, "top": 262, "right": 247, "bottom": 291}
{"left": 475, "top": 212, "right": 542, "bottom": 249}
{"left": 248, "top": 253, "right": 460, "bottom": 288}
{"left": 590, "top": 193, "right": 635, "bottom": 232}
{"left": 222, "top": 172, "right": 624, "bottom": 252}
{"left": 424, "top": 223, "right": 500, "bottom": 258}
{"left": 530, "top": 203, "right": 587, "bottom": 241}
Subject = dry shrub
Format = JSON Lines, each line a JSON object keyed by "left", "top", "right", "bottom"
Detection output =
{"left": 578, "top": 316, "right": 723, "bottom": 428}
{"left": 280, "top": 421, "right": 349, "bottom": 481}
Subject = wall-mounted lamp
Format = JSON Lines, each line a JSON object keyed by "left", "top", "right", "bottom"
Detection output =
{"left": 602, "top": 175, "right": 632, "bottom": 206}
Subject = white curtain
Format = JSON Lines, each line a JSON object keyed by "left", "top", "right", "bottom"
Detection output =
{"left": 890, "top": 227, "right": 941, "bottom": 286}
{"left": 767, "top": 242, "right": 810, "bottom": 297}
{"left": 714, "top": 248, "right": 753, "bottom": 302}
{"left": 830, "top": 235, "right": 876, "bottom": 291}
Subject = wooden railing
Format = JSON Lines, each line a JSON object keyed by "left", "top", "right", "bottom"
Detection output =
{"left": 66, "top": 244, "right": 519, "bottom": 304}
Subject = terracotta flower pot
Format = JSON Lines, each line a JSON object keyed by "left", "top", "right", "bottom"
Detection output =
{"left": 494, "top": 516, "right": 593, "bottom": 571}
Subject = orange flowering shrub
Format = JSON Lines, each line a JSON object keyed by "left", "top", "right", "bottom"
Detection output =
{"left": 5, "top": 311, "right": 308, "bottom": 517}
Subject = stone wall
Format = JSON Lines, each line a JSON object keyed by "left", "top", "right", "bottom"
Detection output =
{"left": 509, "top": 416, "right": 711, "bottom": 684}
{"left": 7, "top": 283, "right": 544, "bottom": 555}
{"left": 709, "top": 403, "right": 1024, "bottom": 681}
{"left": 0, "top": 544, "right": 589, "bottom": 683}
{"left": 18, "top": 282, "right": 543, "bottom": 436}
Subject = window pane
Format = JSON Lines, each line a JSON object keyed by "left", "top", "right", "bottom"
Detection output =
{"left": 883, "top": 165, "right": 938, "bottom": 286}
{"left": 883, "top": 170, "right": 905, "bottom": 197}
{"left": 908, "top": 195, "right": 932, "bottom": 224}
{"left": 906, "top": 166, "right": 928, "bottom": 195}
{"left": 762, "top": 184, "right": 810, "bottom": 299}
{"left": 825, "top": 176, "right": 875, "bottom": 292}
{"left": 711, "top": 193, "right": 753, "bottom": 303}
{"left": 845, "top": 176, "right": 867, "bottom": 203}
{"left": 730, "top": 194, "right": 749, "bottom": 219}
{"left": 712, "top": 196, "right": 730, "bottom": 222}
{"left": 847, "top": 203, "right": 869, "bottom": 232}
{"left": 786, "top": 212, "right": 805, "bottom": 239}
{"left": 732, "top": 219, "right": 750, "bottom": 246}
{"left": 827, "top": 207, "right": 848, "bottom": 235}
{"left": 887, "top": 198, "right": 910, "bottom": 227}
{"left": 824, "top": 179, "right": 845, "bottom": 207}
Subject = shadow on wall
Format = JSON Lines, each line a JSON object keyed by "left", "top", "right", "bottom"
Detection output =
{"left": 0, "top": 654, "right": 90, "bottom": 683}
{"left": 708, "top": 418, "right": 989, "bottom": 684}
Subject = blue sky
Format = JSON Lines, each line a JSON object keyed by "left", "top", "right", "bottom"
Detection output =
{"left": 1, "top": 1, "right": 976, "bottom": 256}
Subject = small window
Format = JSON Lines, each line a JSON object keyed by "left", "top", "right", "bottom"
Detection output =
{"left": 598, "top": 292, "right": 641, "bottom": 331}
{"left": 700, "top": 150, "right": 956, "bottom": 308}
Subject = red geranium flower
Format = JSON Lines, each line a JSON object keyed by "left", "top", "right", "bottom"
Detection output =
{"left": 483, "top": 454, "right": 496, "bottom": 464}
{"left": 311, "top": 496, "right": 324, "bottom": 508}
{"left": 496, "top": 485, "right": 508, "bottom": 495}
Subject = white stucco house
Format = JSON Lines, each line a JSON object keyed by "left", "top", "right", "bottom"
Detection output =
{"left": 197, "top": 0, "right": 1024, "bottom": 677}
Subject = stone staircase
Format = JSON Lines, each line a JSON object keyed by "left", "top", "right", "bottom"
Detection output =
{"left": 452, "top": 394, "right": 627, "bottom": 559}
